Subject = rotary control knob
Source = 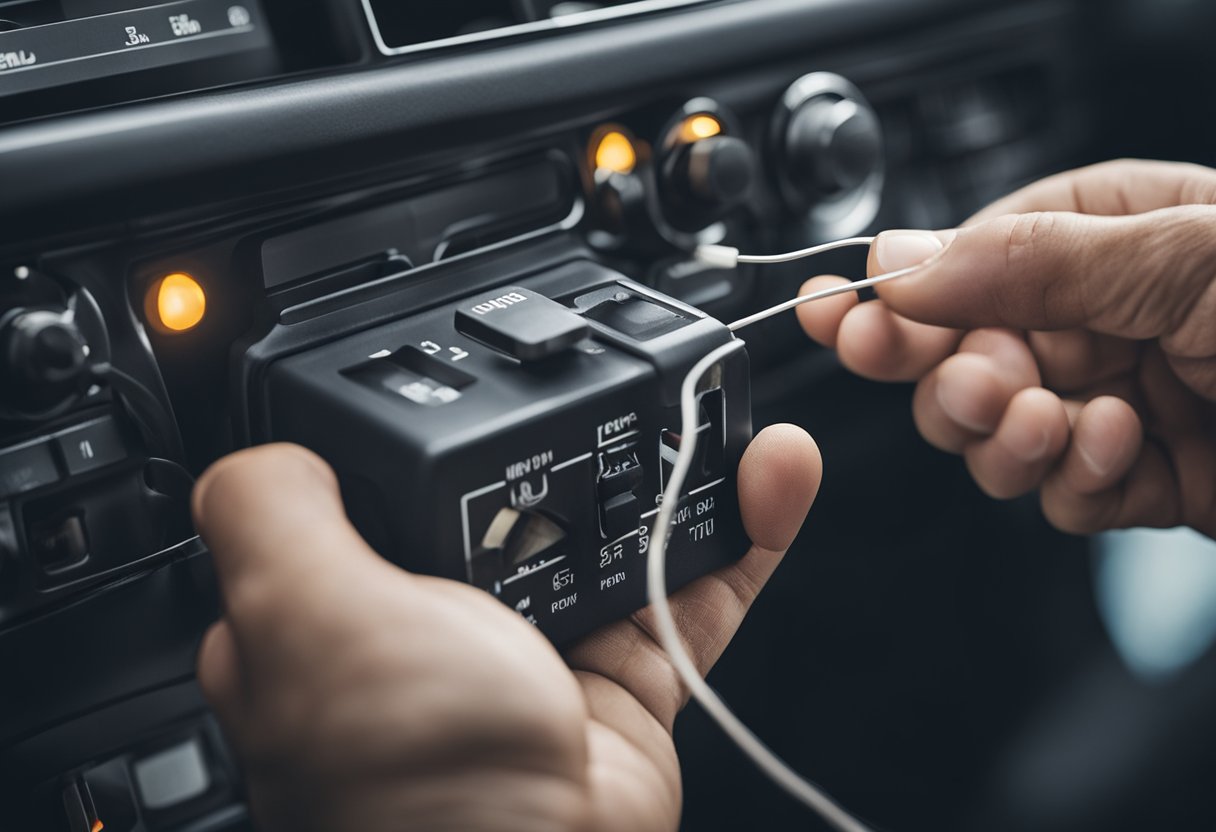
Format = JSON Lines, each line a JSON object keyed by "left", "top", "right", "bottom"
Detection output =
{"left": 661, "top": 126, "right": 757, "bottom": 232}
{"left": 785, "top": 96, "right": 882, "bottom": 199}
{"left": 0, "top": 307, "right": 91, "bottom": 420}
{"left": 676, "top": 135, "right": 757, "bottom": 207}
{"left": 773, "top": 73, "right": 885, "bottom": 237}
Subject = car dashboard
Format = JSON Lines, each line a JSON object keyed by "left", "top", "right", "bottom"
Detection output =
{"left": 2, "top": 1, "right": 1215, "bottom": 830}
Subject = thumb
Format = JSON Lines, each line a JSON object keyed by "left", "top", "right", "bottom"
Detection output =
{"left": 868, "top": 207, "right": 1216, "bottom": 344}
{"left": 192, "top": 443, "right": 394, "bottom": 636}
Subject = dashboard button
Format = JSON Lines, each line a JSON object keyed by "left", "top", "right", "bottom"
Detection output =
{"left": 77, "top": 759, "right": 139, "bottom": 832}
{"left": 0, "top": 439, "right": 60, "bottom": 498}
{"left": 601, "top": 490, "right": 640, "bottom": 542}
{"left": 55, "top": 416, "right": 126, "bottom": 476}
{"left": 598, "top": 443, "right": 643, "bottom": 539}
{"left": 582, "top": 292, "right": 688, "bottom": 341}
{"left": 132, "top": 739, "right": 212, "bottom": 812}
{"left": 455, "top": 286, "right": 589, "bottom": 362}
{"left": 61, "top": 776, "right": 103, "bottom": 832}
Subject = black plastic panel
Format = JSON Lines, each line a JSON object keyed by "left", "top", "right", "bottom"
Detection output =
{"left": 0, "top": 0, "right": 272, "bottom": 97}
{"left": 0, "top": 0, "right": 1002, "bottom": 248}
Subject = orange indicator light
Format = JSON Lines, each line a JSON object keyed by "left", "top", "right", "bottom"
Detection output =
{"left": 593, "top": 129, "right": 638, "bottom": 175}
{"left": 148, "top": 273, "right": 206, "bottom": 333}
{"left": 678, "top": 114, "right": 723, "bottom": 143}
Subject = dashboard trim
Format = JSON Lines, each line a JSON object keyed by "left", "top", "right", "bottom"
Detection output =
{"left": 0, "top": 0, "right": 1003, "bottom": 246}
{"left": 360, "top": 0, "right": 721, "bottom": 57}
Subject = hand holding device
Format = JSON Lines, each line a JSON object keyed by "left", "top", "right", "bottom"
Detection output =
{"left": 193, "top": 432, "right": 820, "bottom": 832}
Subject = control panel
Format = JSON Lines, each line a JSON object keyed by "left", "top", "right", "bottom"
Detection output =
{"left": 254, "top": 263, "right": 752, "bottom": 644}
{"left": 0, "top": 269, "right": 192, "bottom": 626}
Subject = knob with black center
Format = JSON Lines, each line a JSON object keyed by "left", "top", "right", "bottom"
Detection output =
{"left": 785, "top": 96, "right": 882, "bottom": 199}
{"left": 0, "top": 307, "right": 91, "bottom": 420}
{"left": 772, "top": 73, "right": 886, "bottom": 236}
{"left": 662, "top": 134, "right": 757, "bottom": 231}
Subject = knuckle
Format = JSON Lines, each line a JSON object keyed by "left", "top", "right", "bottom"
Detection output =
{"left": 1039, "top": 494, "right": 1089, "bottom": 535}
{"left": 1003, "top": 211, "right": 1057, "bottom": 271}
{"left": 225, "top": 572, "right": 285, "bottom": 625}
{"left": 999, "top": 212, "right": 1061, "bottom": 326}
{"left": 1179, "top": 172, "right": 1216, "bottom": 207}
{"left": 1039, "top": 477, "right": 1115, "bottom": 536}
{"left": 1116, "top": 207, "right": 1216, "bottom": 340}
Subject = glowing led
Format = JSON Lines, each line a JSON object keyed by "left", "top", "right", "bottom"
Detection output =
{"left": 593, "top": 130, "right": 637, "bottom": 175}
{"left": 151, "top": 273, "right": 206, "bottom": 333}
{"left": 678, "top": 114, "right": 722, "bottom": 143}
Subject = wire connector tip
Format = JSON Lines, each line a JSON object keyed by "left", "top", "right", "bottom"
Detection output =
{"left": 694, "top": 244, "right": 741, "bottom": 270}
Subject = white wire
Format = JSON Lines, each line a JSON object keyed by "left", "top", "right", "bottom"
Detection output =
{"left": 727, "top": 264, "right": 921, "bottom": 332}
{"left": 734, "top": 236, "right": 878, "bottom": 264}
{"left": 646, "top": 237, "right": 929, "bottom": 832}
{"left": 646, "top": 339, "right": 873, "bottom": 832}
{"left": 695, "top": 237, "right": 879, "bottom": 270}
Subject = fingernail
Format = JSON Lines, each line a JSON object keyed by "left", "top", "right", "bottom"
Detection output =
{"left": 1077, "top": 440, "right": 1115, "bottom": 478}
{"left": 1002, "top": 423, "right": 1051, "bottom": 463}
{"left": 935, "top": 374, "right": 991, "bottom": 434}
{"left": 874, "top": 230, "right": 948, "bottom": 273}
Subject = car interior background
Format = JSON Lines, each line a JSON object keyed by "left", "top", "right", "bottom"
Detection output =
{"left": 2, "top": 1, "right": 1216, "bottom": 830}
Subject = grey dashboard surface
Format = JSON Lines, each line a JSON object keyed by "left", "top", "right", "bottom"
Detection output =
{"left": 0, "top": 0, "right": 1003, "bottom": 242}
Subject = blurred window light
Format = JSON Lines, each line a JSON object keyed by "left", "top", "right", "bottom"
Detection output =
{"left": 1095, "top": 528, "right": 1216, "bottom": 682}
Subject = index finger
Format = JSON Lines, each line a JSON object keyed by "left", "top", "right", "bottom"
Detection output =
{"left": 968, "top": 159, "right": 1216, "bottom": 224}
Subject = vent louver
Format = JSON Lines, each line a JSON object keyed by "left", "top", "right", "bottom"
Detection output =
{"left": 362, "top": 0, "right": 713, "bottom": 56}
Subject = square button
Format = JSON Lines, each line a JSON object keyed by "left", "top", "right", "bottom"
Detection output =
{"left": 455, "top": 286, "right": 589, "bottom": 362}
{"left": 0, "top": 440, "right": 60, "bottom": 498}
{"left": 600, "top": 490, "right": 640, "bottom": 542}
{"left": 132, "top": 739, "right": 212, "bottom": 812}
{"left": 55, "top": 417, "right": 127, "bottom": 477}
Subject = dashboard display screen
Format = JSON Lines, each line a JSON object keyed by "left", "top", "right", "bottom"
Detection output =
{"left": 0, "top": 0, "right": 271, "bottom": 97}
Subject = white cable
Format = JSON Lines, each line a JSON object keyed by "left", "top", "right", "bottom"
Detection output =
{"left": 726, "top": 264, "right": 921, "bottom": 332}
{"left": 646, "top": 339, "right": 873, "bottom": 832}
{"left": 646, "top": 236, "right": 929, "bottom": 832}
{"left": 696, "top": 237, "right": 877, "bottom": 269}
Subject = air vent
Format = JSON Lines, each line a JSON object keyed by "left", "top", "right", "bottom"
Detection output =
{"left": 361, "top": 0, "right": 713, "bottom": 56}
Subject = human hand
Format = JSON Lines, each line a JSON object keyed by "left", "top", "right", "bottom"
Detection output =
{"left": 799, "top": 159, "right": 1216, "bottom": 538}
{"left": 193, "top": 428, "right": 820, "bottom": 832}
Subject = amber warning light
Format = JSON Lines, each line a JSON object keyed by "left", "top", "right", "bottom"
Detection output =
{"left": 146, "top": 273, "right": 206, "bottom": 334}
{"left": 592, "top": 128, "right": 638, "bottom": 175}
{"left": 678, "top": 114, "right": 722, "bottom": 143}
